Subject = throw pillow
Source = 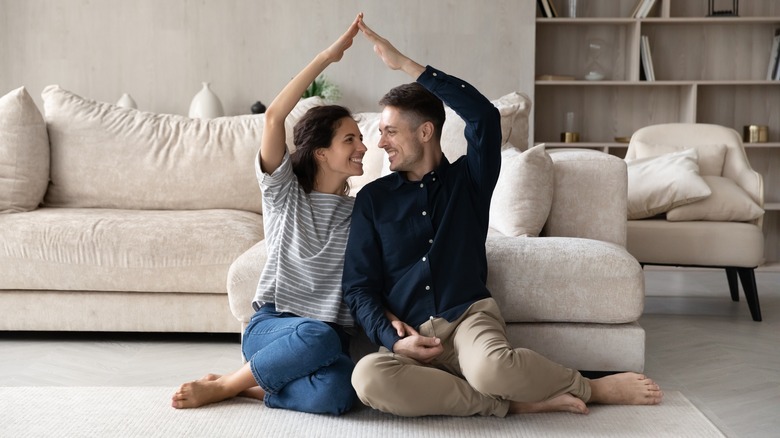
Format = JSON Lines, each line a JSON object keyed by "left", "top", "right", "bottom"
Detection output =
{"left": 633, "top": 140, "right": 727, "bottom": 176}
{"left": 666, "top": 175, "right": 764, "bottom": 222}
{"left": 0, "top": 86, "right": 49, "bottom": 213}
{"left": 488, "top": 143, "right": 553, "bottom": 237}
{"left": 626, "top": 148, "right": 712, "bottom": 220}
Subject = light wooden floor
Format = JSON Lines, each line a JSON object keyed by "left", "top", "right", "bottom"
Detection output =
{"left": 1, "top": 269, "right": 778, "bottom": 437}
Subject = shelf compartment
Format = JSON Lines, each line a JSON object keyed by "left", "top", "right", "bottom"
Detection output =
{"left": 534, "top": 84, "right": 695, "bottom": 144}
{"left": 697, "top": 84, "right": 780, "bottom": 142}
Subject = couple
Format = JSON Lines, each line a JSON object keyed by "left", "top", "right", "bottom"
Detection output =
{"left": 172, "top": 14, "right": 663, "bottom": 417}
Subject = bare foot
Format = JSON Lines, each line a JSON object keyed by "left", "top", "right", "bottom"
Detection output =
{"left": 198, "top": 373, "right": 265, "bottom": 401}
{"left": 588, "top": 372, "right": 663, "bottom": 405}
{"left": 171, "top": 379, "right": 236, "bottom": 409}
{"left": 509, "top": 393, "right": 589, "bottom": 415}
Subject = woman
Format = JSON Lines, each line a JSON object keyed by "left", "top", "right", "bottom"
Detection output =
{"left": 171, "top": 13, "right": 366, "bottom": 415}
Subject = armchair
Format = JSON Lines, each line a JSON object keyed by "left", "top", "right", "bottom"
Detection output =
{"left": 625, "top": 123, "right": 765, "bottom": 321}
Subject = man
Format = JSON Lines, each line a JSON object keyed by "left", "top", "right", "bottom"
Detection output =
{"left": 343, "top": 17, "right": 663, "bottom": 417}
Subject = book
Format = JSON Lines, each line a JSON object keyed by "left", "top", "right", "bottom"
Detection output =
{"left": 537, "top": 0, "right": 553, "bottom": 18}
{"left": 548, "top": 0, "right": 558, "bottom": 18}
{"left": 640, "top": 35, "right": 656, "bottom": 81}
{"left": 634, "top": 0, "right": 657, "bottom": 18}
{"left": 769, "top": 29, "right": 780, "bottom": 80}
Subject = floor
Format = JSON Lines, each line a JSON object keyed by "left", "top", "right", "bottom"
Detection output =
{"left": 1, "top": 268, "right": 778, "bottom": 437}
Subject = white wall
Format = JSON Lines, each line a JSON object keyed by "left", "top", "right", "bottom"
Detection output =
{"left": 0, "top": 0, "right": 535, "bottom": 115}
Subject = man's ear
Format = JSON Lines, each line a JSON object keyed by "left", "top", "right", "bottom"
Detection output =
{"left": 418, "top": 121, "right": 435, "bottom": 143}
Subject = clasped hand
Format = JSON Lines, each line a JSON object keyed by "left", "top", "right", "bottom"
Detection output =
{"left": 387, "top": 313, "right": 443, "bottom": 363}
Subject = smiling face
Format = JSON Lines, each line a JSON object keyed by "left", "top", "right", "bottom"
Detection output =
{"left": 378, "top": 106, "right": 426, "bottom": 176}
{"left": 319, "top": 117, "right": 367, "bottom": 179}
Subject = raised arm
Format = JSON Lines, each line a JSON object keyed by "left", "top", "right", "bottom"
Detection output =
{"left": 259, "top": 13, "right": 361, "bottom": 174}
{"left": 357, "top": 17, "right": 425, "bottom": 79}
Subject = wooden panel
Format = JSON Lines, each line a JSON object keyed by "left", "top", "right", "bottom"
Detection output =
{"left": 698, "top": 85, "right": 780, "bottom": 141}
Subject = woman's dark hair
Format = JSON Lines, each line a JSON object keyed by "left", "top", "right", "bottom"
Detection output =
{"left": 291, "top": 105, "right": 354, "bottom": 195}
{"left": 379, "top": 82, "right": 445, "bottom": 141}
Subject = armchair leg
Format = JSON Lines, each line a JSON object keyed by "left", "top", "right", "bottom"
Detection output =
{"left": 737, "top": 268, "right": 762, "bottom": 322}
{"left": 725, "top": 268, "right": 739, "bottom": 302}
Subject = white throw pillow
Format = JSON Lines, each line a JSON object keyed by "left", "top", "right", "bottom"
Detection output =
{"left": 666, "top": 175, "right": 764, "bottom": 222}
{"left": 488, "top": 143, "right": 553, "bottom": 237}
{"left": 626, "top": 148, "right": 712, "bottom": 220}
{"left": 0, "top": 86, "right": 49, "bottom": 213}
{"left": 633, "top": 140, "right": 727, "bottom": 176}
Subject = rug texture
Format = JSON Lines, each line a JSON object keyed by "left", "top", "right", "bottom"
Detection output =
{"left": 1, "top": 387, "right": 725, "bottom": 437}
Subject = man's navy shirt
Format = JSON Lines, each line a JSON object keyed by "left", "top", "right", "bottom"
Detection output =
{"left": 342, "top": 65, "right": 502, "bottom": 351}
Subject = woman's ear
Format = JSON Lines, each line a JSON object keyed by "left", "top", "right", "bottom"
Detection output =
{"left": 314, "top": 147, "right": 328, "bottom": 163}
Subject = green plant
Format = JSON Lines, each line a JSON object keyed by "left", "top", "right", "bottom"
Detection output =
{"left": 302, "top": 74, "right": 341, "bottom": 102}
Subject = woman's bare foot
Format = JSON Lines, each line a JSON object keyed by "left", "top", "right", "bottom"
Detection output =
{"left": 588, "top": 372, "right": 663, "bottom": 405}
{"left": 197, "top": 373, "right": 265, "bottom": 401}
{"left": 171, "top": 379, "right": 236, "bottom": 409}
{"left": 509, "top": 393, "right": 589, "bottom": 415}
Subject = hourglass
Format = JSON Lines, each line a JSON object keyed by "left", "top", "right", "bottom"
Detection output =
{"left": 584, "top": 38, "right": 608, "bottom": 81}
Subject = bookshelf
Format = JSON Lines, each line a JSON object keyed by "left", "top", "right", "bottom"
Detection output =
{"left": 534, "top": 0, "right": 780, "bottom": 266}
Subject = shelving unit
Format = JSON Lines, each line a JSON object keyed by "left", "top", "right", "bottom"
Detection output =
{"left": 534, "top": 0, "right": 780, "bottom": 266}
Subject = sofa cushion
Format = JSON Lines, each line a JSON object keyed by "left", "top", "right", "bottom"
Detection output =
{"left": 486, "top": 236, "right": 644, "bottom": 324}
{"left": 0, "top": 208, "right": 263, "bottom": 293}
{"left": 626, "top": 148, "right": 711, "bottom": 220}
{"left": 488, "top": 143, "right": 553, "bottom": 237}
{"left": 0, "top": 86, "right": 49, "bottom": 213}
{"left": 41, "top": 87, "right": 322, "bottom": 213}
{"left": 349, "top": 91, "right": 531, "bottom": 194}
{"left": 632, "top": 140, "right": 727, "bottom": 176}
{"left": 666, "top": 175, "right": 764, "bottom": 222}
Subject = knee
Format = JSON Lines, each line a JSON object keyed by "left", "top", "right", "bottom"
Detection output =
{"left": 351, "top": 353, "right": 392, "bottom": 403}
{"left": 466, "top": 355, "right": 516, "bottom": 397}
{"left": 295, "top": 320, "right": 341, "bottom": 353}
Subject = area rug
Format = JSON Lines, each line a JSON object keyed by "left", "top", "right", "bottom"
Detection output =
{"left": 1, "top": 387, "right": 725, "bottom": 437}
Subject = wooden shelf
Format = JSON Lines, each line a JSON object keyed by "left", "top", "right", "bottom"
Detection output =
{"left": 534, "top": 0, "right": 780, "bottom": 264}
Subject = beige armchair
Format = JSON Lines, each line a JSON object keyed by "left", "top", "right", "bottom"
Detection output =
{"left": 625, "top": 123, "right": 764, "bottom": 321}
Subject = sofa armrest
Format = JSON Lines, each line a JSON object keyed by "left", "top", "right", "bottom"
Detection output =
{"left": 226, "top": 239, "right": 266, "bottom": 325}
{"left": 543, "top": 149, "right": 627, "bottom": 247}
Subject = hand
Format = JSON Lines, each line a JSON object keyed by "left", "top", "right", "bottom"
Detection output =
{"left": 321, "top": 12, "right": 362, "bottom": 63}
{"left": 358, "top": 16, "right": 424, "bottom": 77}
{"left": 384, "top": 310, "right": 419, "bottom": 337}
{"left": 393, "top": 335, "right": 444, "bottom": 363}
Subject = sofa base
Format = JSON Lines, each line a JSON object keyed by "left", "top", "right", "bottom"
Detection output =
{"left": 0, "top": 290, "right": 240, "bottom": 333}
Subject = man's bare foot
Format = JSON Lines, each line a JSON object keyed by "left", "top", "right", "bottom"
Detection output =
{"left": 171, "top": 379, "right": 236, "bottom": 409}
{"left": 588, "top": 372, "right": 663, "bottom": 405}
{"left": 510, "top": 393, "right": 589, "bottom": 415}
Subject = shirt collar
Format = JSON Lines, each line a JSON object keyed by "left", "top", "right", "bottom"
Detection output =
{"left": 388, "top": 154, "right": 452, "bottom": 190}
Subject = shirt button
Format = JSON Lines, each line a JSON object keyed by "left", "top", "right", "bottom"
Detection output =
{"left": 422, "top": 256, "right": 427, "bottom": 262}
{"left": 461, "top": 84, "right": 466, "bottom": 88}
{"left": 432, "top": 72, "right": 437, "bottom": 76}
{"left": 422, "top": 211, "right": 427, "bottom": 216}
{"left": 420, "top": 183, "right": 424, "bottom": 188}
{"left": 432, "top": 178, "right": 436, "bottom": 182}
{"left": 425, "top": 285, "right": 431, "bottom": 290}
{"left": 429, "top": 239, "right": 433, "bottom": 244}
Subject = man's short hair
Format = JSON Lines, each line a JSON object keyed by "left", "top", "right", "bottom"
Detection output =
{"left": 379, "top": 83, "right": 445, "bottom": 141}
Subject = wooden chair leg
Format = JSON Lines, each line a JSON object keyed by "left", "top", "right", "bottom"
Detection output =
{"left": 725, "top": 268, "right": 739, "bottom": 302}
{"left": 737, "top": 268, "right": 762, "bottom": 322}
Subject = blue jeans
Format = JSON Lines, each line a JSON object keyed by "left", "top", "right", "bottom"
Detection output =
{"left": 241, "top": 303, "right": 356, "bottom": 415}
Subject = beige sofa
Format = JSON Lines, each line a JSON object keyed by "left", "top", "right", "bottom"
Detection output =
{"left": 227, "top": 93, "right": 647, "bottom": 373}
{"left": 0, "top": 85, "right": 304, "bottom": 333}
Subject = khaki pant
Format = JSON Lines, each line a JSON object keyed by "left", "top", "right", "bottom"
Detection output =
{"left": 351, "top": 298, "right": 591, "bottom": 417}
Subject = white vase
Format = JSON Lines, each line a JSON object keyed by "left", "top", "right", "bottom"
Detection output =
{"left": 188, "top": 82, "right": 224, "bottom": 119}
{"left": 116, "top": 93, "right": 137, "bottom": 109}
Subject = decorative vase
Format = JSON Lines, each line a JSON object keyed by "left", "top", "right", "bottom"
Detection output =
{"left": 116, "top": 93, "right": 137, "bottom": 109}
{"left": 188, "top": 82, "right": 224, "bottom": 119}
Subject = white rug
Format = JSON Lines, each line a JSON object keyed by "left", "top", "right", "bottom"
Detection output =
{"left": 1, "top": 387, "right": 725, "bottom": 437}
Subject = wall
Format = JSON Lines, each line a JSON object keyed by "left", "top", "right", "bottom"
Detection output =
{"left": 0, "top": 0, "right": 535, "bottom": 117}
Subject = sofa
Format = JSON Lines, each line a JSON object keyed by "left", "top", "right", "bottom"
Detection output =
{"left": 0, "top": 85, "right": 306, "bottom": 333}
{"left": 227, "top": 93, "right": 647, "bottom": 373}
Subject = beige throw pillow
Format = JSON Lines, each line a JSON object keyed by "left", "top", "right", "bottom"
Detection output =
{"left": 666, "top": 175, "right": 764, "bottom": 222}
{"left": 633, "top": 140, "right": 727, "bottom": 176}
{"left": 488, "top": 143, "right": 553, "bottom": 237}
{"left": 627, "top": 148, "right": 712, "bottom": 220}
{"left": 0, "top": 86, "right": 49, "bottom": 213}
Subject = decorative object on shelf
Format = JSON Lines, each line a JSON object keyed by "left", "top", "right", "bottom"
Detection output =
{"left": 560, "top": 111, "right": 580, "bottom": 142}
{"left": 116, "top": 93, "right": 137, "bottom": 109}
{"left": 562, "top": 0, "right": 578, "bottom": 18}
{"left": 251, "top": 101, "right": 266, "bottom": 114}
{"left": 536, "top": 74, "right": 575, "bottom": 81}
{"left": 584, "top": 38, "right": 609, "bottom": 81}
{"left": 614, "top": 137, "right": 631, "bottom": 143}
{"left": 639, "top": 35, "right": 656, "bottom": 81}
{"left": 707, "top": 0, "right": 738, "bottom": 17}
{"left": 188, "top": 82, "right": 224, "bottom": 119}
{"left": 302, "top": 74, "right": 340, "bottom": 103}
{"left": 743, "top": 125, "right": 768, "bottom": 143}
